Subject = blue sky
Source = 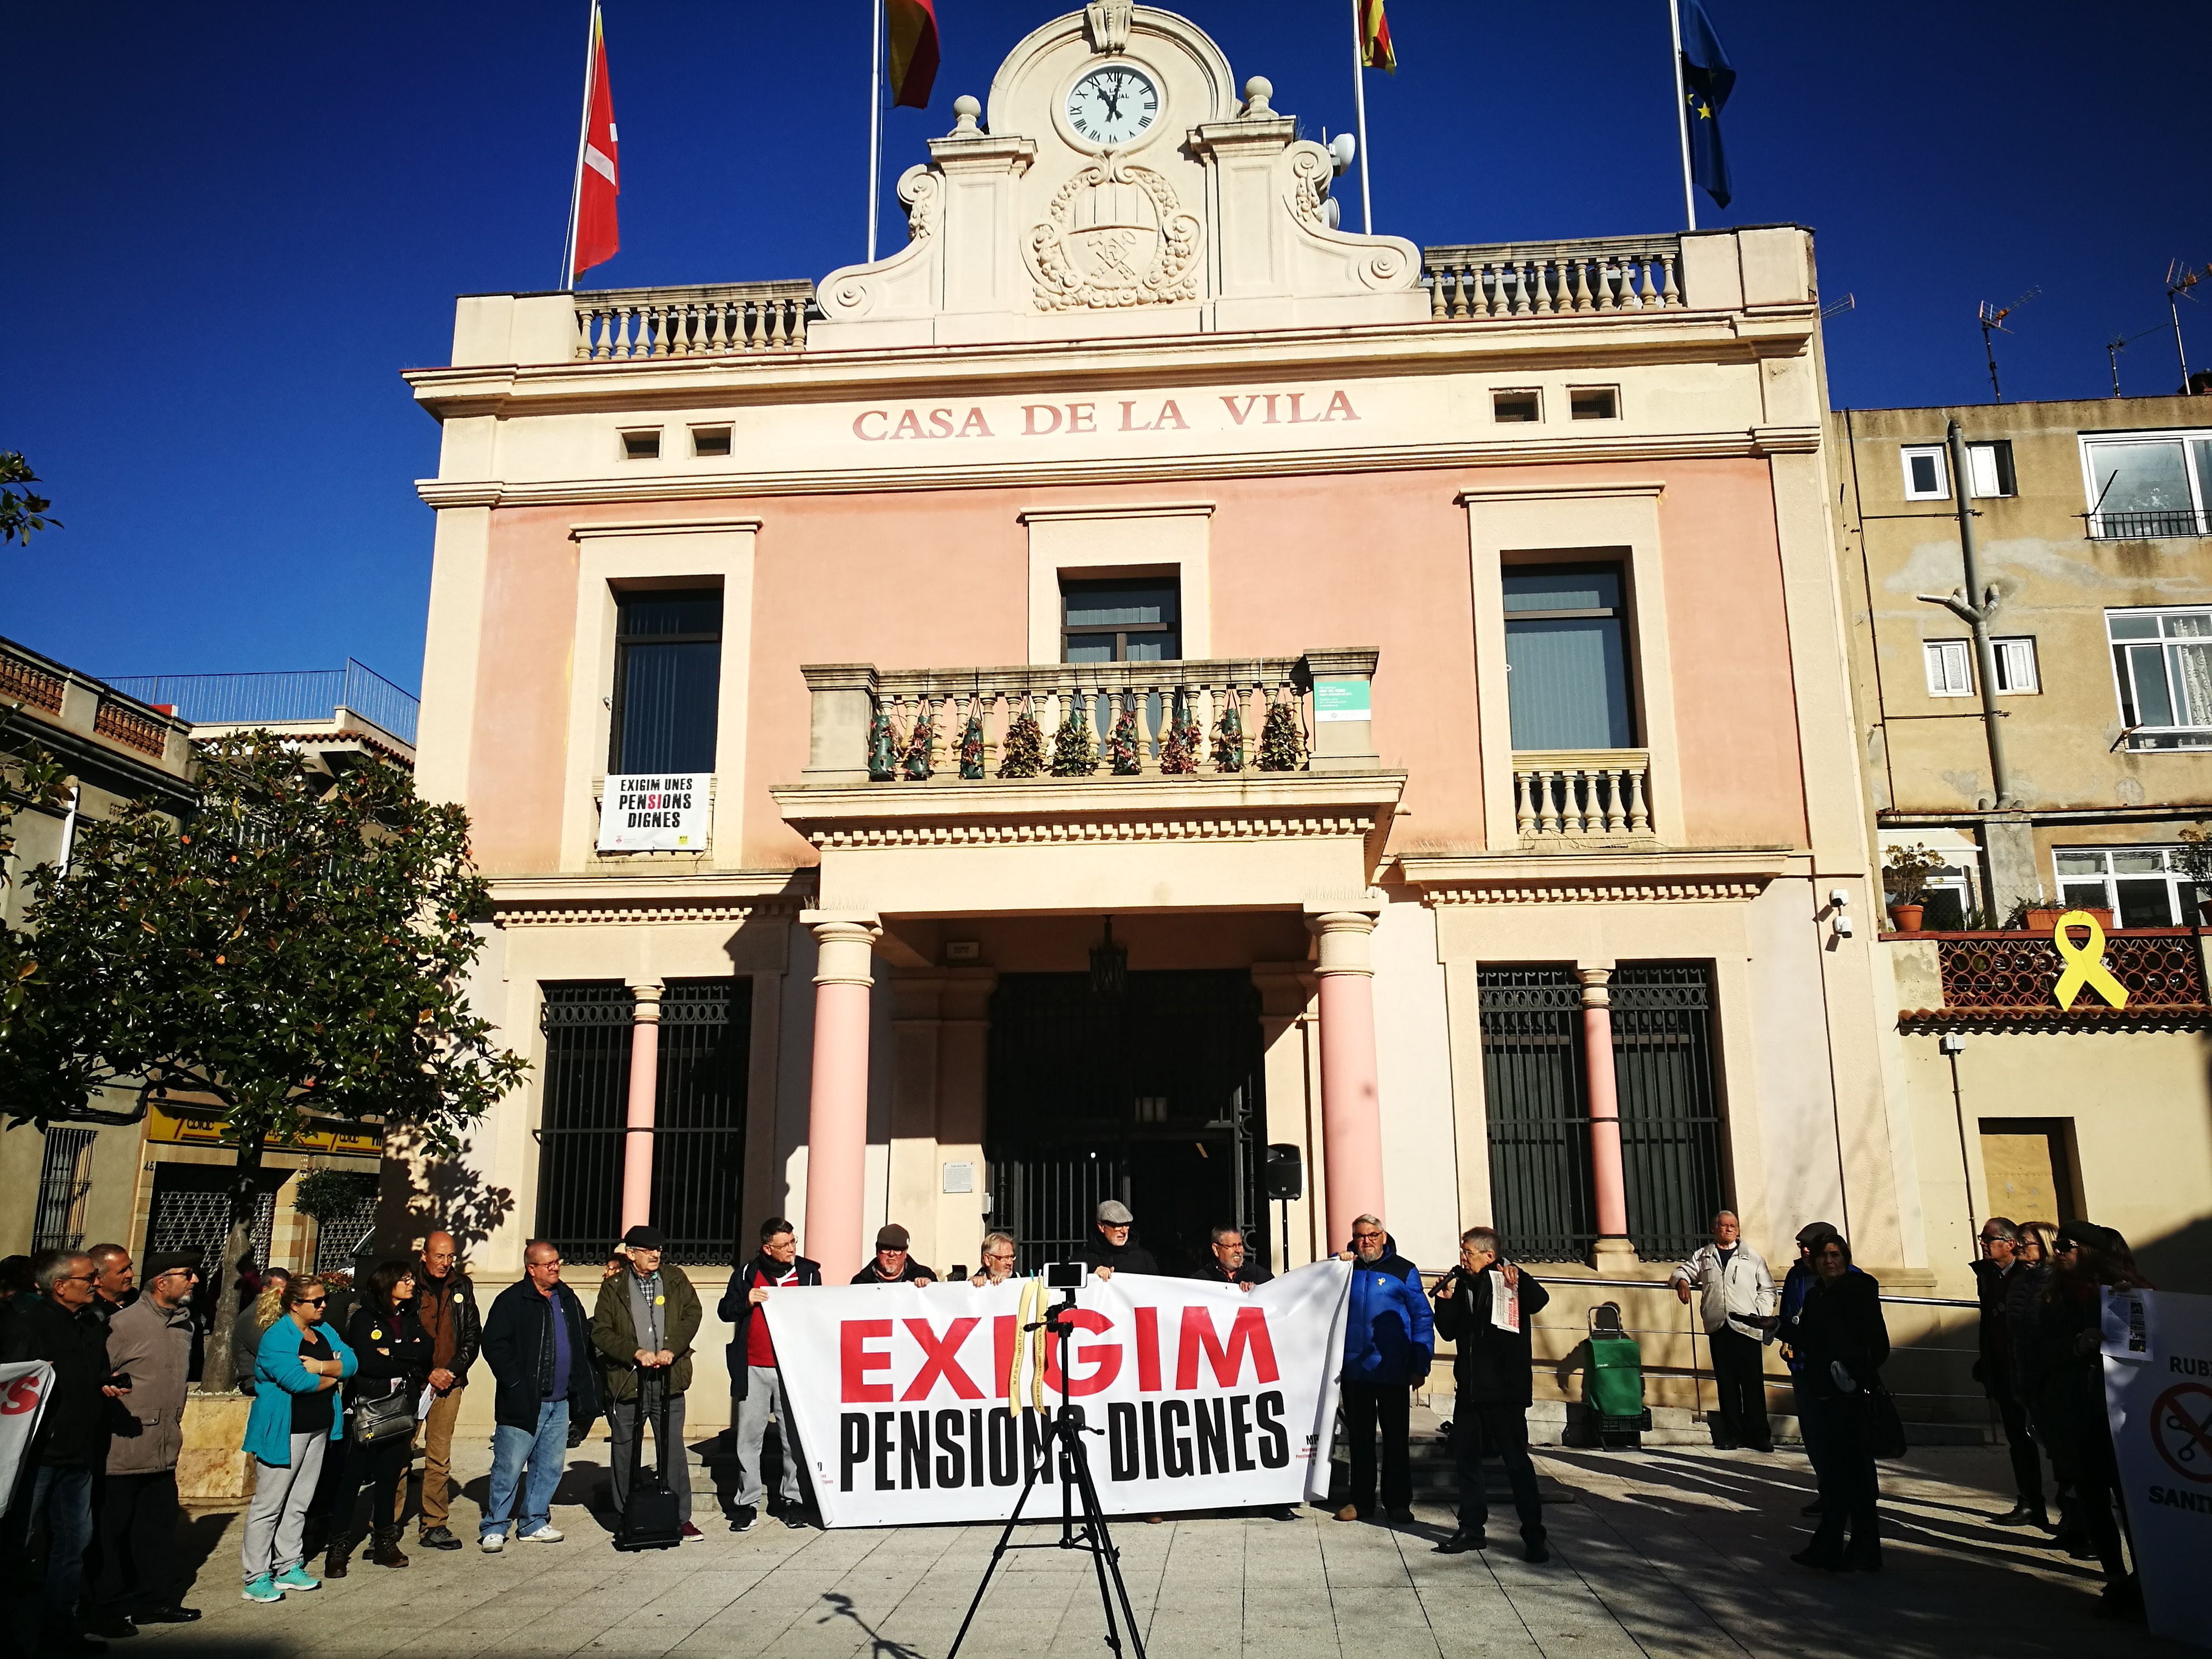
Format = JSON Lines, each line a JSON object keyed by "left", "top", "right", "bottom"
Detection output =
{"left": 6, "top": 1, "right": 2206, "bottom": 692}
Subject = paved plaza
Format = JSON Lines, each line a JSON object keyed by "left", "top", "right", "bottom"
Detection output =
{"left": 125, "top": 1434, "right": 2166, "bottom": 1659}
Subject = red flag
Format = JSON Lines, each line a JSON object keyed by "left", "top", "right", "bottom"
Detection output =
{"left": 569, "top": 2, "right": 619, "bottom": 281}
{"left": 886, "top": 0, "right": 939, "bottom": 110}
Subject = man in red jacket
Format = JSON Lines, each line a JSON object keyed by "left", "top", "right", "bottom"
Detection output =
{"left": 719, "top": 1218, "right": 819, "bottom": 1533}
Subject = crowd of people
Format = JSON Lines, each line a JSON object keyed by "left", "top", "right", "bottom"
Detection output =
{"left": 0, "top": 1198, "right": 2152, "bottom": 1650}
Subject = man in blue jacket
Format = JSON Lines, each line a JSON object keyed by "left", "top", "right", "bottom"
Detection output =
{"left": 1335, "top": 1214, "right": 1432, "bottom": 1525}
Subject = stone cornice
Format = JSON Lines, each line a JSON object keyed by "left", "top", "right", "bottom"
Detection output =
{"left": 1400, "top": 847, "right": 1796, "bottom": 905}
{"left": 415, "top": 429, "right": 1784, "bottom": 508}
{"left": 488, "top": 871, "right": 811, "bottom": 928}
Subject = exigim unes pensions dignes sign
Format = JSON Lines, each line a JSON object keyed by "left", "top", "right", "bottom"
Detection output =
{"left": 599, "top": 774, "right": 708, "bottom": 852}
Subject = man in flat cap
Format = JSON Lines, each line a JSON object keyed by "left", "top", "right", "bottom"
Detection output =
{"left": 87, "top": 1250, "right": 203, "bottom": 1637}
{"left": 590, "top": 1225, "right": 704, "bottom": 1539}
{"left": 851, "top": 1225, "right": 937, "bottom": 1284}
{"left": 1081, "top": 1201, "right": 1157, "bottom": 1280}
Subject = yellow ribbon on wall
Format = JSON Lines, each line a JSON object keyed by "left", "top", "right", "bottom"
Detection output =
{"left": 2052, "top": 910, "right": 2128, "bottom": 1011}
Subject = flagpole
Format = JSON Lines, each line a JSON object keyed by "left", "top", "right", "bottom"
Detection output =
{"left": 867, "top": 0, "right": 884, "bottom": 262}
{"left": 1667, "top": 0, "right": 1697, "bottom": 231}
{"left": 561, "top": 0, "right": 599, "bottom": 290}
{"left": 1349, "top": 0, "right": 1373, "bottom": 234}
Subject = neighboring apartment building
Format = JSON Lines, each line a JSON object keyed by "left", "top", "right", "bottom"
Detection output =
{"left": 0, "top": 640, "right": 416, "bottom": 1278}
{"left": 401, "top": 3, "right": 1917, "bottom": 1427}
{"left": 1831, "top": 395, "right": 2212, "bottom": 1291}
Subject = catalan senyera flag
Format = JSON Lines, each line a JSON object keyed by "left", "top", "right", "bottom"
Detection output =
{"left": 570, "top": 2, "right": 619, "bottom": 280}
{"left": 886, "top": 0, "right": 941, "bottom": 109}
{"left": 1359, "top": 0, "right": 1395, "bottom": 73}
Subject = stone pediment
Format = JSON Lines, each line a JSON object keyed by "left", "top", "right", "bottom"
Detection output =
{"left": 812, "top": 4, "right": 1424, "bottom": 348}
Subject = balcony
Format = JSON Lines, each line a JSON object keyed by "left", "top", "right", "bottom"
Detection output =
{"left": 2089, "top": 508, "right": 2210, "bottom": 541}
{"left": 573, "top": 280, "right": 813, "bottom": 361}
{"left": 1891, "top": 928, "right": 2212, "bottom": 1032}
{"left": 104, "top": 661, "right": 418, "bottom": 750}
{"left": 1513, "top": 750, "right": 1653, "bottom": 841}
{"left": 1422, "top": 236, "right": 1685, "bottom": 321}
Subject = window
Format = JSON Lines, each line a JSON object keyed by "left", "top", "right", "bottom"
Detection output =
{"left": 1503, "top": 564, "right": 1635, "bottom": 750}
{"left": 1970, "top": 440, "right": 2017, "bottom": 498}
{"left": 690, "top": 425, "right": 732, "bottom": 458}
{"left": 1060, "top": 576, "right": 1180, "bottom": 663}
{"left": 2083, "top": 430, "right": 2212, "bottom": 539}
{"left": 609, "top": 588, "right": 722, "bottom": 773}
{"left": 1903, "top": 446, "right": 1948, "bottom": 500}
{"left": 32, "top": 1128, "right": 96, "bottom": 1252}
{"left": 1923, "top": 639, "right": 1973, "bottom": 697}
{"left": 2107, "top": 607, "right": 2212, "bottom": 748}
{"left": 2053, "top": 846, "right": 2202, "bottom": 928}
{"left": 1993, "top": 636, "right": 2039, "bottom": 693}
{"left": 1492, "top": 389, "right": 1542, "bottom": 423}
{"left": 1569, "top": 386, "right": 1619, "bottom": 420}
{"left": 620, "top": 428, "right": 662, "bottom": 461}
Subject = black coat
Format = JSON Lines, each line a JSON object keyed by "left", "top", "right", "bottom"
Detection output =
{"left": 0, "top": 1296, "right": 112, "bottom": 1467}
{"left": 1432, "top": 1265, "right": 1549, "bottom": 1408}
{"left": 719, "top": 1254, "right": 822, "bottom": 1403}
{"left": 851, "top": 1259, "right": 937, "bottom": 1285}
{"left": 1793, "top": 1271, "right": 1889, "bottom": 1400}
{"left": 346, "top": 1302, "right": 432, "bottom": 1405}
{"left": 410, "top": 1268, "right": 482, "bottom": 1383}
{"left": 1190, "top": 1261, "right": 1273, "bottom": 1288}
{"left": 1971, "top": 1258, "right": 2027, "bottom": 1396}
{"left": 481, "top": 1278, "right": 600, "bottom": 1432}
{"left": 1080, "top": 1233, "right": 1159, "bottom": 1276}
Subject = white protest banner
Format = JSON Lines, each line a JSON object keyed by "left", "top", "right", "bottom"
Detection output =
{"left": 0, "top": 1361, "right": 56, "bottom": 1501}
{"left": 2102, "top": 1287, "right": 2212, "bottom": 1648}
{"left": 597, "top": 774, "right": 709, "bottom": 851}
{"left": 764, "top": 1261, "right": 1350, "bottom": 1528}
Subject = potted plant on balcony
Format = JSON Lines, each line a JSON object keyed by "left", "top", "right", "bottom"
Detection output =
{"left": 1883, "top": 843, "right": 1945, "bottom": 933}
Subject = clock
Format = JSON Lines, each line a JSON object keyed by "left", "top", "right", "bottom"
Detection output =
{"left": 1064, "top": 64, "right": 1160, "bottom": 148}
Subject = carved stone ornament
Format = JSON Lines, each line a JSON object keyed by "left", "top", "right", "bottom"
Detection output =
{"left": 1084, "top": 0, "right": 1133, "bottom": 54}
{"left": 1026, "top": 152, "right": 1203, "bottom": 311}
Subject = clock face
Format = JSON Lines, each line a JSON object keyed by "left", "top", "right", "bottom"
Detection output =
{"left": 1065, "top": 64, "right": 1160, "bottom": 148}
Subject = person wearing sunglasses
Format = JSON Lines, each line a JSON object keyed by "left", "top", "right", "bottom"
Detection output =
{"left": 0, "top": 1249, "right": 125, "bottom": 1655}
{"left": 88, "top": 1252, "right": 205, "bottom": 1638}
{"left": 239, "top": 1275, "right": 358, "bottom": 1604}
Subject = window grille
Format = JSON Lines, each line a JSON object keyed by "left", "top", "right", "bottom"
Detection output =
{"left": 310, "top": 1177, "right": 382, "bottom": 1274}
{"left": 1477, "top": 968, "right": 1594, "bottom": 1262}
{"left": 145, "top": 1163, "right": 277, "bottom": 1278}
{"left": 1610, "top": 963, "right": 1725, "bottom": 1262}
{"left": 32, "top": 1128, "right": 98, "bottom": 1253}
{"left": 535, "top": 982, "right": 635, "bottom": 1267}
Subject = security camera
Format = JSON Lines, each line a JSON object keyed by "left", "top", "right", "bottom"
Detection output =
{"left": 1830, "top": 888, "right": 1850, "bottom": 909}
{"left": 1832, "top": 915, "right": 1854, "bottom": 938}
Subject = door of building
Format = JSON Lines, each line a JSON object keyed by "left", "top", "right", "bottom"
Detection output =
{"left": 987, "top": 968, "right": 1265, "bottom": 1276}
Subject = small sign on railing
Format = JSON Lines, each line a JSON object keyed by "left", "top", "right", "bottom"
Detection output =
{"left": 1313, "top": 678, "right": 1371, "bottom": 723}
{"left": 599, "top": 773, "right": 709, "bottom": 851}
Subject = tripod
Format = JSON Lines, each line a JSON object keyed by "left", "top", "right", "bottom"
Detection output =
{"left": 944, "top": 1288, "right": 1149, "bottom": 1659}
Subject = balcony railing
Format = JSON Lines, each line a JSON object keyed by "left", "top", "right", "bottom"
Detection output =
{"left": 1897, "top": 929, "right": 2212, "bottom": 1029}
{"left": 1514, "top": 750, "right": 1653, "bottom": 839}
{"left": 1422, "top": 236, "right": 1685, "bottom": 322}
{"left": 104, "top": 661, "right": 419, "bottom": 746}
{"left": 799, "top": 651, "right": 1382, "bottom": 787}
{"left": 2089, "top": 508, "right": 2210, "bottom": 541}
{"left": 573, "top": 280, "right": 813, "bottom": 361}
{"left": 0, "top": 646, "right": 66, "bottom": 714}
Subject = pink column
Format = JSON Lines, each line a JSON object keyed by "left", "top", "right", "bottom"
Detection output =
{"left": 1578, "top": 967, "right": 1630, "bottom": 1243}
{"left": 619, "top": 982, "right": 663, "bottom": 1233}
{"left": 1308, "top": 908, "right": 1386, "bottom": 1252}
{"left": 802, "top": 912, "right": 880, "bottom": 1286}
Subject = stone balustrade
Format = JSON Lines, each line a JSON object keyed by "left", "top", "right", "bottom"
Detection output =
{"left": 574, "top": 280, "right": 813, "bottom": 361}
{"left": 1422, "top": 237, "right": 1684, "bottom": 321}
{"left": 1514, "top": 750, "right": 1653, "bottom": 838}
{"left": 797, "top": 650, "right": 1382, "bottom": 787}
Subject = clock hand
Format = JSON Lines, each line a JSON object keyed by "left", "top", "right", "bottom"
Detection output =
{"left": 1100, "top": 79, "right": 1124, "bottom": 121}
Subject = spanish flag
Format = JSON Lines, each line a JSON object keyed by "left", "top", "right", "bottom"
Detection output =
{"left": 886, "top": 0, "right": 940, "bottom": 109}
{"left": 1359, "top": 0, "right": 1395, "bottom": 73}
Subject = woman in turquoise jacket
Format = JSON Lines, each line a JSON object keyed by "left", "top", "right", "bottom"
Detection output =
{"left": 239, "top": 1275, "right": 357, "bottom": 1602}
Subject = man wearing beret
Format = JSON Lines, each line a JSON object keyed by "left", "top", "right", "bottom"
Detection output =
{"left": 590, "top": 1225, "right": 705, "bottom": 1539}
{"left": 850, "top": 1225, "right": 937, "bottom": 1285}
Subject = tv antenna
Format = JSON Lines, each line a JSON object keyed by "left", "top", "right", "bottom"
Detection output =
{"left": 1977, "top": 288, "right": 2038, "bottom": 403}
{"left": 2167, "top": 260, "right": 2206, "bottom": 395}
{"left": 2104, "top": 323, "right": 2165, "bottom": 398}
{"left": 1820, "top": 293, "right": 1856, "bottom": 321}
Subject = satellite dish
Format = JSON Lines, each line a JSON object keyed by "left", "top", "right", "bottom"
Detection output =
{"left": 1322, "top": 196, "right": 1341, "bottom": 230}
{"left": 1328, "top": 133, "right": 1356, "bottom": 174}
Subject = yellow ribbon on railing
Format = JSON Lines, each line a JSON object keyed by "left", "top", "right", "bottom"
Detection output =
{"left": 2052, "top": 910, "right": 2128, "bottom": 1011}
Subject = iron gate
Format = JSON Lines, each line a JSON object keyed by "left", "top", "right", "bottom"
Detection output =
{"left": 986, "top": 969, "right": 1264, "bottom": 1276}
{"left": 1478, "top": 968, "right": 1595, "bottom": 1262}
{"left": 144, "top": 1162, "right": 279, "bottom": 1277}
{"left": 1612, "top": 962, "right": 1724, "bottom": 1260}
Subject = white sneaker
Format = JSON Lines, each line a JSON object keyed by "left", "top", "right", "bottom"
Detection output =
{"left": 479, "top": 1532, "right": 506, "bottom": 1553}
{"left": 519, "top": 1524, "right": 565, "bottom": 1544}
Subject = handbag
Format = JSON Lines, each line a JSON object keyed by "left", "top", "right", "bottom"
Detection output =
{"left": 1862, "top": 1376, "right": 1908, "bottom": 1461}
{"left": 351, "top": 1384, "right": 419, "bottom": 1449}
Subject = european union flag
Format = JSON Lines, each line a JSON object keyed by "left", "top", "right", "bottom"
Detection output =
{"left": 1679, "top": 0, "right": 1735, "bottom": 210}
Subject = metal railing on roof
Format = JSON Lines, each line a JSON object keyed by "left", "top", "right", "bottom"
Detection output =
{"left": 102, "top": 661, "right": 419, "bottom": 747}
